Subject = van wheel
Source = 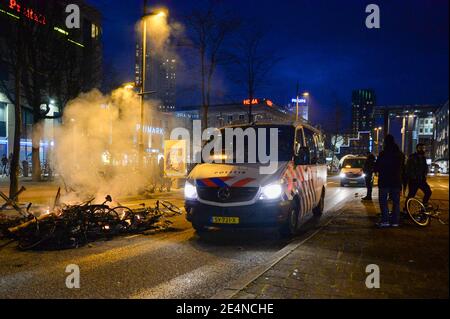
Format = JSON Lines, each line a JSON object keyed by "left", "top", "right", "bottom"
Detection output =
{"left": 193, "top": 223, "right": 207, "bottom": 233}
{"left": 313, "top": 188, "right": 325, "bottom": 216}
{"left": 279, "top": 205, "right": 298, "bottom": 238}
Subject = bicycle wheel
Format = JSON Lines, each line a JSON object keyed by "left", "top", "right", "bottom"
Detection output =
{"left": 159, "top": 200, "right": 183, "bottom": 216}
{"left": 406, "top": 198, "right": 430, "bottom": 227}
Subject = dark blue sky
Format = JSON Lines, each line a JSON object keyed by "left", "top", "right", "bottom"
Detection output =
{"left": 89, "top": 0, "right": 449, "bottom": 128}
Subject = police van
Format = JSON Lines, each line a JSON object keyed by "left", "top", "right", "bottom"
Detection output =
{"left": 184, "top": 122, "right": 327, "bottom": 237}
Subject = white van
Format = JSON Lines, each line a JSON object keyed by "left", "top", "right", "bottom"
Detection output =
{"left": 184, "top": 123, "right": 328, "bottom": 237}
{"left": 339, "top": 156, "right": 367, "bottom": 187}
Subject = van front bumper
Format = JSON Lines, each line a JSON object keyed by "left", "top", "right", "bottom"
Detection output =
{"left": 185, "top": 200, "right": 292, "bottom": 228}
{"left": 340, "top": 176, "right": 366, "bottom": 186}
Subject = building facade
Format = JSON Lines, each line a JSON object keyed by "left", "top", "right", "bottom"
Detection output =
{"left": 331, "top": 131, "right": 372, "bottom": 158}
{"left": 434, "top": 101, "right": 449, "bottom": 160}
{"left": 0, "top": 0, "right": 102, "bottom": 163}
{"left": 175, "top": 98, "right": 293, "bottom": 132}
{"left": 135, "top": 41, "right": 177, "bottom": 112}
{"left": 351, "top": 89, "right": 376, "bottom": 135}
{"left": 287, "top": 97, "right": 309, "bottom": 122}
{"left": 374, "top": 104, "right": 439, "bottom": 157}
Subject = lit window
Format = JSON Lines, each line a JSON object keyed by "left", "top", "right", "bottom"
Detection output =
{"left": 91, "top": 24, "right": 100, "bottom": 39}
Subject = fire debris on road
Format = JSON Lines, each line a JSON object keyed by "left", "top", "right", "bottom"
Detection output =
{"left": 0, "top": 188, "right": 183, "bottom": 251}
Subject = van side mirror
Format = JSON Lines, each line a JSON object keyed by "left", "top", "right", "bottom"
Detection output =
{"left": 294, "top": 146, "right": 310, "bottom": 165}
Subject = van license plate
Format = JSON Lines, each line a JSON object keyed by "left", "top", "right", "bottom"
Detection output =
{"left": 211, "top": 217, "right": 240, "bottom": 224}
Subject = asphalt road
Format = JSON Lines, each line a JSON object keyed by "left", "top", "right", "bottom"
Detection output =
{"left": 0, "top": 175, "right": 447, "bottom": 299}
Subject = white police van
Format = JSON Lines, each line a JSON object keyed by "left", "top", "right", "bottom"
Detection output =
{"left": 184, "top": 122, "right": 327, "bottom": 237}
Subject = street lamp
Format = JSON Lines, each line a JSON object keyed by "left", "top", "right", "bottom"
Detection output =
{"left": 375, "top": 126, "right": 382, "bottom": 155}
{"left": 401, "top": 113, "right": 416, "bottom": 154}
{"left": 138, "top": 7, "right": 168, "bottom": 168}
{"left": 122, "top": 82, "right": 135, "bottom": 90}
{"left": 295, "top": 85, "right": 310, "bottom": 122}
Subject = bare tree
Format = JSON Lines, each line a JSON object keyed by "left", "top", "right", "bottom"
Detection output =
{"left": 228, "top": 26, "right": 280, "bottom": 123}
{"left": 1, "top": 1, "right": 99, "bottom": 182}
{"left": 185, "top": 1, "right": 240, "bottom": 129}
{"left": 0, "top": 17, "right": 25, "bottom": 198}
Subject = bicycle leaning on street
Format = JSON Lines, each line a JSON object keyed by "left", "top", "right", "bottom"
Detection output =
{"left": 405, "top": 198, "right": 447, "bottom": 227}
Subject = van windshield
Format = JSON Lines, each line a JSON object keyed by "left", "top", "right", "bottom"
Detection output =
{"left": 342, "top": 158, "right": 366, "bottom": 169}
{"left": 203, "top": 125, "right": 295, "bottom": 163}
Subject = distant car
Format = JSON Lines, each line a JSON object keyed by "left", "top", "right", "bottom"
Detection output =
{"left": 431, "top": 160, "right": 449, "bottom": 174}
{"left": 429, "top": 163, "right": 441, "bottom": 174}
{"left": 339, "top": 156, "right": 367, "bottom": 187}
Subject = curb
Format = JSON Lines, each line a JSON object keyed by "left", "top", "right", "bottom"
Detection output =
{"left": 211, "top": 203, "right": 347, "bottom": 299}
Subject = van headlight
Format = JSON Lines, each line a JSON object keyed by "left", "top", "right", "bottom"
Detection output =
{"left": 184, "top": 181, "right": 198, "bottom": 200}
{"left": 259, "top": 183, "right": 283, "bottom": 200}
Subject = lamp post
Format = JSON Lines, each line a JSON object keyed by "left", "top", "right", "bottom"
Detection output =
{"left": 302, "top": 92, "right": 309, "bottom": 121}
{"left": 375, "top": 126, "right": 382, "bottom": 155}
{"left": 401, "top": 115, "right": 406, "bottom": 153}
{"left": 295, "top": 85, "right": 309, "bottom": 122}
{"left": 138, "top": 6, "right": 167, "bottom": 168}
{"left": 295, "top": 82, "right": 299, "bottom": 122}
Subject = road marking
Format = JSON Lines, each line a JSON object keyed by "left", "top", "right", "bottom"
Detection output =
{"left": 131, "top": 260, "right": 230, "bottom": 299}
{"left": 125, "top": 234, "right": 141, "bottom": 239}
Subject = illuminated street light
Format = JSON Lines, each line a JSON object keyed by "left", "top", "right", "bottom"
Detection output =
{"left": 122, "top": 82, "right": 135, "bottom": 90}
{"left": 374, "top": 127, "right": 382, "bottom": 155}
{"left": 154, "top": 10, "right": 167, "bottom": 18}
{"left": 138, "top": 5, "right": 169, "bottom": 168}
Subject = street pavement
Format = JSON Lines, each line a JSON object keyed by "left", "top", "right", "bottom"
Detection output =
{"left": 0, "top": 175, "right": 448, "bottom": 299}
{"left": 230, "top": 175, "right": 449, "bottom": 299}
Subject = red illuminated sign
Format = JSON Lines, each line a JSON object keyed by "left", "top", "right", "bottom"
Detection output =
{"left": 8, "top": 0, "right": 46, "bottom": 25}
{"left": 243, "top": 98, "right": 274, "bottom": 107}
{"left": 243, "top": 98, "right": 259, "bottom": 105}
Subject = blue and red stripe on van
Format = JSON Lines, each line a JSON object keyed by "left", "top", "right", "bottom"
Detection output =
{"left": 196, "top": 177, "right": 255, "bottom": 188}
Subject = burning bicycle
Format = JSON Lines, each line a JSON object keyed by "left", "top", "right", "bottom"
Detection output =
{"left": 4, "top": 194, "right": 183, "bottom": 250}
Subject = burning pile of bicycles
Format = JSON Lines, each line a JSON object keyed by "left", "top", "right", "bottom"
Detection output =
{"left": 1, "top": 193, "right": 183, "bottom": 251}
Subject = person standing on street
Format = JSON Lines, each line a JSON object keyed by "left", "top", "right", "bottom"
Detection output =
{"left": 404, "top": 143, "right": 432, "bottom": 209}
{"left": 374, "top": 134, "right": 405, "bottom": 228}
{"left": 362, "top": 152, "right": 376, "bottom": 201}
{"left": 1, "top": 154, "right": 8, "bottom": 176}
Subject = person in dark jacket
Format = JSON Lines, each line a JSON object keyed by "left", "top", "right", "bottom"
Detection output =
{"left": 404, "top": 143, "right": 432, "bottom": 209}
{"left": 1, "top": 154, "right": 8, "bottom": 176}
{"left": 362, "top": 152, "right": 376, "bottom": 201}
{"left": 374, "top": 134, "right": 405, "bottom": 228}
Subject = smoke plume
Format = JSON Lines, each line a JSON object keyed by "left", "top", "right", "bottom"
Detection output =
{"left": 53, "top": 88, "right": 159, "bottom": 201}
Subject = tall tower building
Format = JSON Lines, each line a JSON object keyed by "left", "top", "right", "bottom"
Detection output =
{"left": 351, "top": 89, "right": 376, "bottom": 135}
{"left": 135, "top": 41, "right": 177, "bottom": 112}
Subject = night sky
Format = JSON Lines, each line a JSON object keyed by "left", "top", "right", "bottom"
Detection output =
{"left": 89, "top": 0, "right": 449, "bottom": 129}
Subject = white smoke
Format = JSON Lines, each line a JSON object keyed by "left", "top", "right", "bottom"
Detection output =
{"left": 53, "top": 88, "right": 160, "bottom": 201}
